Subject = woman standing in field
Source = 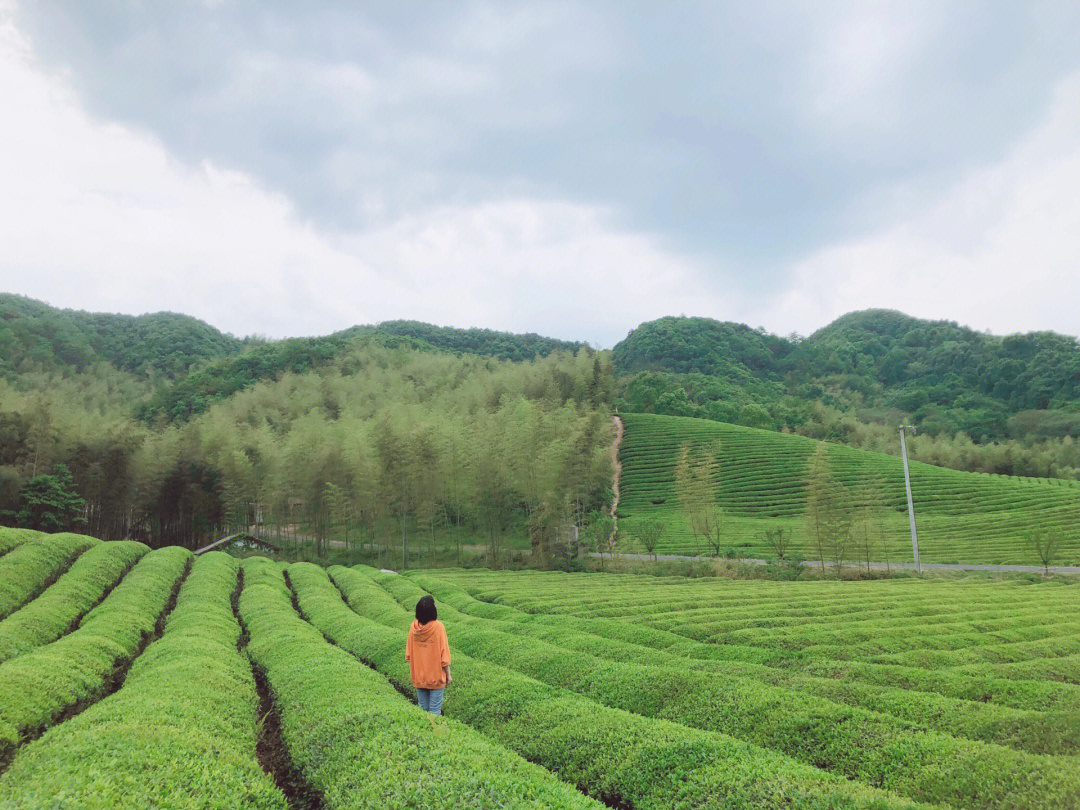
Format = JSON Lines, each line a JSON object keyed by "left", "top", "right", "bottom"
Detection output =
{"left": 406, "top": 595, "right": 452, "bottom": 715}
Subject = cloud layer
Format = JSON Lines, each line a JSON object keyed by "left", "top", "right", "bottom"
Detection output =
{"left": 3, "top": 3, "right": 1080, "bottom": 345}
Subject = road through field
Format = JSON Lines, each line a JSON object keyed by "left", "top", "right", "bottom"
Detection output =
{"left": 591, "top": 551, "right": 1080, "bottom": 574}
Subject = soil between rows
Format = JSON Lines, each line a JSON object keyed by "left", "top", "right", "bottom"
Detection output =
{"left": 234, "top": 567, "right": 323, "bottom": 810}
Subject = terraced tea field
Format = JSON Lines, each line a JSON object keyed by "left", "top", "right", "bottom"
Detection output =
{"left": 617, "top": 412, "right": 1080, "bottom": 565}
{"left": 2, "top": 529, "right": 1079, "bottom": 808}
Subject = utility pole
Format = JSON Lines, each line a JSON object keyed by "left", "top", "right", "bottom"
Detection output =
{"left": 898, "top": 425, "right": 921, "bottom": 573}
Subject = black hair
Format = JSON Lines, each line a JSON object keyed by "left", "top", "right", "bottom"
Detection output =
{"left": 415, "top": 595, "right": 437, "bottom": 624}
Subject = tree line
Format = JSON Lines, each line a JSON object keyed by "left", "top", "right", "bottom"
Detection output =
{"left": 1, "top": 343, "right": 615, "bottom": 561}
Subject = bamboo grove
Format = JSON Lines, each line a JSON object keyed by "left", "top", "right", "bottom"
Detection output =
{"left": 0, "top": 343, "right": 615, "bottom": 556}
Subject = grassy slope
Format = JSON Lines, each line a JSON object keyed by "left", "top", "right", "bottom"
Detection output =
{"left": 617, "top": 412, "right": 1080, "bottom": 565}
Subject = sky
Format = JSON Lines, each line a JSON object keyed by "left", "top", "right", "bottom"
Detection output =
{"left": 3, "top": 1, "right": 1080, "bottom": 346}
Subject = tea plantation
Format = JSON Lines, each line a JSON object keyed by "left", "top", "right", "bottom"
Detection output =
{"left": 617, "top": 412, "right": 1080, "bottom": 565}
{"left": 1, "top": 529, "right": 1078, "bottom": 808}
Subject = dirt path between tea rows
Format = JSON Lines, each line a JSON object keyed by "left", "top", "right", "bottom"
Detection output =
{"left": 610, "top": 415, "right": 623, "bottom": 536}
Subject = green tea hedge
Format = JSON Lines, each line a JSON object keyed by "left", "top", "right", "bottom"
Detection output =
{"left": 0, "top": 552, "right": 285, "bottom": 808}
{"left": 0, "top": 533, "right": 100, "bottom": 621}
{"left": 239, "top": 558, "right": 603, "bottom": 810}
{"left": 322, "top": 565, "right": 916, "bottom": 810}
{"left": 0, "top": 540, "right": 148, "bottom": 664}
{"left": 0, "top": 545, "right": 190, "bottom": 767}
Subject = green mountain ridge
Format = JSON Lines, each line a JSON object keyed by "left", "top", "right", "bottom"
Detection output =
{"left": 0, "top": 293, "right": 244, "bottom": 379}
{"left": 613, "top": 312, "right": 1080, "bottom": 447}
{"left": 6, "top": 293, "right": 1080, "bottom": 472}
{"left": 0, "top": 295, "right": 587, "bottom": 423}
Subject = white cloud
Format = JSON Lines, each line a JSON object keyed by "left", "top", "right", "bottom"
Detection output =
{"left": 765, "top": 71, "right": 1080, "bottom": 337}
{"left": 0, "top": 11, "right": 722, "bottom": 345}
{"left": 339, "top": 201, "right": 728, "bottom": 344}
{"left": 800, "top": 1, "right": 943, "bottom": 139}
{"left": 8, "top": 3, "right": 1076, "bottom": 351}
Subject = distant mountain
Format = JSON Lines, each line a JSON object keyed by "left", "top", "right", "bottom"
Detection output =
{"left": 613, "top": 311, "right": 1080, "bottom": 445}
{"left": 9, "top": 292, "right": 1080, "bottom": 457}
{"left": 0, "top": 293, "right": 243, "bottom": 378}
{"left": 138, "top": 322, "right": 587, "bottom": 423}
{"left": 0, "top": 295, "right": 591, "bottom": 422}
{"left": 373, "top": 320, "right": 585, "bottom": 362}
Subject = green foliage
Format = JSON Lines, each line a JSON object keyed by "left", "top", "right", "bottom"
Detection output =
{"left": 374, "top": 319, "right": 586, "bottom": 361}
{"left": 0, "top": 293, "right": 242, "bottom": 379}
{"left": 0, "top": 531, "right": 100, "bottom": 621}
{"left": 139, "top": 321, "right": 590, "bottom": 425}
{"left": 430, "top": 569, "right": 1080, "bottom": 756}
{"left": 613, "top": 316, "right": 790, "bottom": 378}
{"left": 1027, "top": 528, "right": 1062, "bottom": 572}
{"left": 326, "top": 566, "right": 914, "bottom": 809}
{"left": 618, "top": 412, "right": 1080, "bottom": 565}
{"left": 636, "top": 515, "right": 666, "bottom": 559}
{"left": 0, "top": 539, "right": 147, "bottom": 663}
{"left": 0, "top": 553, "right": 285, "bottom": 808}
{"left": 613, "top": 311, "right": 1080, "bottom": 475}
{"left": 760, "top": 526, "right": 792, "bottom": 560}
{"left": 12, "top": 464, "right": 86, "bottom": 532}
{"left": 1, "top": 537, "right": 1077, "bottom": 804}
{"left": 0, "top": 545, "right": 190, "bottom": 766}
{"left": 242, "top": 558, "right": 602, "bottom": 809}
{"left": 805, "top": 444, "right": 850, "bottom": 571}
{"left": 385, "top": 573, "right": 1079, "bottom": 809}
{"left": 674, "top": 439, "right": 722, "bottom": 555}
{"left": 1, "top": 337, "right": 612, "bottom": 551}
{"left": 136, "top": 330, "right": 364, "bottom": 423}
{"left": 0, "top": 527, "right": 44, "bottom": 557}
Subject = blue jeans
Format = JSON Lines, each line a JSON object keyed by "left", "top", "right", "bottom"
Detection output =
{"left": 416, "top": 687, "right": 444, "bottom": 715}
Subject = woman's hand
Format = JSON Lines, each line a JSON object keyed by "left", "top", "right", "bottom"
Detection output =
{"left": 445, "top": 668, "right": 453, "bottom": 685}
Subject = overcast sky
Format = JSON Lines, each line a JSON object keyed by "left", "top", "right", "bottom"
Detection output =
{"left": 3, "top": 1, "right": 1080, "bottom": 345}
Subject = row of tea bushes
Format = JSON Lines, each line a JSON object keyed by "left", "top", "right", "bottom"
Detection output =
{"left": 0, "top": 553, "right": 285, "bottom": 808}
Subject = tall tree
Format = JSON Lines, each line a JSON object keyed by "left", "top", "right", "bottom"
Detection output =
{"left": 674, "top": 440, "right": 723, "bottom": 558}
{"left": 805, "top": 443, "right": 849, "bottom": 573}
{"left": 13, "top": 464, "right": 86, "bottom": 532}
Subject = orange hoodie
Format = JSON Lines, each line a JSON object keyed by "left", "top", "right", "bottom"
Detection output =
{"left": 405, "top": 619, "right": 451, "bottom": 689}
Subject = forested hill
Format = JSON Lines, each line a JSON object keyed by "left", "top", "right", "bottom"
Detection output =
{"left": 8, "top": 293, "right": 1080, "bottom": 478}
{"left": 0, "top": 293, "right": 244, "bottom": 378}
{"left": 373, "top": 320, "right": 585, "bottom": 361}
{"left": 614, "top": 311, "right": 1080, "bottom": 449}
{"left": 138, "top": 321, "right": 585, "bottom": 423}
{"left": 1, "top": 295, "right": 587, "bottom": 422}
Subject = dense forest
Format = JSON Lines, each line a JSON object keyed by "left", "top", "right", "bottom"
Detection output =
{"left": 5, "top": 293, "right": 1080, "bottom": 551}
{"left": 614, "top": 312, "right": 1080, "bottom": 479}
{"left": 0, "top": 294, "right": 611, "bottom": 553}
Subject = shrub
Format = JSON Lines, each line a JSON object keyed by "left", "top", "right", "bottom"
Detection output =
{"left": 0, "top": 553, "right": 286, "bottom": 808}
{"left": 378, "top": 574, "right": 1080, "bottom": 808}
{"left": 323, "top": 565, "right": 913, "bottom": 809}
{"left": 0, "top": 532, "right": 100, "bottom": 620}
{"left": 0, "top": 545, "right": 190, "bottom": 767}
{"left": 0, "top": 540, "right": 148, "bottom": 663}
{"left": 239, "top": 558, "right": 603, "bottom": 810}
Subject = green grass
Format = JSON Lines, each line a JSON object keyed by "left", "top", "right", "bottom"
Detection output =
{"left": 616, "top": 412, "right": 1080, "bottom": 564}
